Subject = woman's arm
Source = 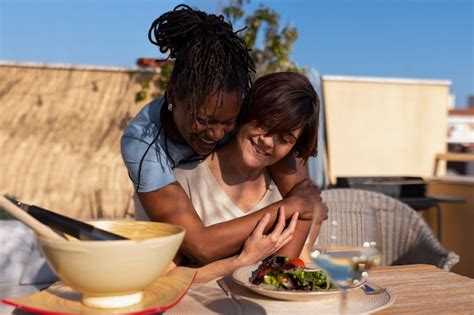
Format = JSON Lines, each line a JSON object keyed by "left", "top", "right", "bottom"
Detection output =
{"left": 274, "top": 201, "right": 329, "bottom": 259}
{"left": 268, "top": 151, "right": 311, "bottom": 196}
{"left": 193, "top": 208, "right": 298, "bottom": 283}
{"left": 268, "top": 153, "right": 326, "bottom": 259}
{"left": 138, "top": 179, "right": 318, "bottom": 265}
{"left": 299, "top": 221, "right": 323, "bottom": 262}
{"left": 273, "top": 220, "right": 311, "bottom": 259}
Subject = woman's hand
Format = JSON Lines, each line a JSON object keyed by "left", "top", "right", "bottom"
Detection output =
{"left": 314, "top": 201, "right": 329, "bottom": 224}
{"left": 284, "top": 179, "right": 322, "bottom": 220}
{"left": 236, "top": 206, "right": 298, "bottom": 266}
{"left": 192, "top": 207, "right": 300, "bottom": 283}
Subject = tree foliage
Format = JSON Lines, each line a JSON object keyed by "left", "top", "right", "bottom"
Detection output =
{"left": 135, "top": 62, "right": 173, "bottom": 103}
{"left": 135, "top": 0, "right": 304, "bottom": 102}
{"left": 223, "top": 0, "right": 305, "bottom": 77}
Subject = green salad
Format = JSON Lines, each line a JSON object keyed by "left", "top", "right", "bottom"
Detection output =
{"left": 249, "top": 256, "right": 333, "bottom": 291}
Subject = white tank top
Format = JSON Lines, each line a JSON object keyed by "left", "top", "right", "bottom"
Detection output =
{"left": 134, "top": 160, "right": 283, "bottom": 226}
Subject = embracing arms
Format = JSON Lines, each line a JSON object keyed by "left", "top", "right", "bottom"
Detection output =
{"left": 138, "top": 176, "right": 319, "bottom": 265}
{"left": 192, "top": 207, "right": 298, "bottom": 283}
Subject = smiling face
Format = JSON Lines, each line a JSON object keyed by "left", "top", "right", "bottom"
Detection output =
{"left": 236, "top": 121, "right": 302, "bottom": 169}
{"left": 172, "top": 90, "right": 241, "bottom": 156}
{"left": 238, "top": 72, "right": 320, "bottom": 162}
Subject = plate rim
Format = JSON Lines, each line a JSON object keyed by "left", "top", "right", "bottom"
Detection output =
{"left": 231, "top": 263, "right": 366, "bottom": 300}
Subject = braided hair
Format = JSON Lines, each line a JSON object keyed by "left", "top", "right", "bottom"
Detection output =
{"left": 149, "top": 4, "right": 255, "bottom": 119}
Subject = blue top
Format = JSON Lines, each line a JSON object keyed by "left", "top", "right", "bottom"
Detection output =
{"left": 120, "top": 98, "right": 196, "bottom": 192}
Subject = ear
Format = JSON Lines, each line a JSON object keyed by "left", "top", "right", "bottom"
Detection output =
{"left": 166, "top": 87, "right": 175, "bottom": 104}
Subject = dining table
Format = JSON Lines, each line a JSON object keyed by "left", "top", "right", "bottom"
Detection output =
{"left": 1, "top": 264, "right": 473, "bottom": 314}
{"left": 169, "top": 264, "right": 474, "bottom": 314}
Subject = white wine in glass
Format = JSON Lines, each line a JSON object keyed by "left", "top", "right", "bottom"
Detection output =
{"left": 308, "top": 201, "right": 382, "bottom": 314}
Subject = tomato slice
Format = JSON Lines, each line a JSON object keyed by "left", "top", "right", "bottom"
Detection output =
{"left": 289, "top": 258, "right": 306, "bottom": 268}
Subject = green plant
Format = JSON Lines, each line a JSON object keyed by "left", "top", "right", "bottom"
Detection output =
{"left": 224, "top": 0, "right": 306, "bottom": 77}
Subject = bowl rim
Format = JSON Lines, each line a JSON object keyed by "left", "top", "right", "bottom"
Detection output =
{"left": 36, "top": 220, "right": 185, "bottom": 246}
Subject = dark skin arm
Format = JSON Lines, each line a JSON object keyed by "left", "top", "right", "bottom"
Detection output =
{"left": 139, "top": 176, "right": 319, "bottom": 266}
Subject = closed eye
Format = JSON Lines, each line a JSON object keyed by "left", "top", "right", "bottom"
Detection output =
{"left": 195, "top": 116, "right": 208, "bottom": 125}
{"left": 279, "top": 133, "right": 297, "bottom": 144}
{"left": 196, "top": 116, "right": 237, "bottom": 126}
{"left": 279, "top": 135, "right": 289, "bottom": 144}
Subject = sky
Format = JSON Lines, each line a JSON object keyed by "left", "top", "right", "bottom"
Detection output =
{"left": 1, "top": 0, "right": 473, "bottom": 107}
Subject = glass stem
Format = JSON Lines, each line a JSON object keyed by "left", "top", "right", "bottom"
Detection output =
{"left": 339, "top": 288, "right": 348, "bottom": 315}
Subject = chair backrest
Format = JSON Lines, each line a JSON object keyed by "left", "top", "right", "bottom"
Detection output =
{"left": 320, "top": 188, "right": 459, "bottom": 270}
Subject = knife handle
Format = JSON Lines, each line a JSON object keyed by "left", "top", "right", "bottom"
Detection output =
{"left": 26, "top": 205, "right": 128, "bottom": 241}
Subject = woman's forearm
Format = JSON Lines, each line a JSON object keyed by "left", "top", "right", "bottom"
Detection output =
{"left": 140, "top": 178, "right": 319, "bottom": 265}
{"left": 300, "top": 222, "right": 322, "bottom": 262}
{"left": 139, "top": 184, "right": 300, "bottom": 265}
{"left": 194, "top": 209, "right": 298, "bottom": 282}
{"left": 193, "top": 256, "right": 242, "bottom": 283}
{"left": 189, "top": 198, "right": 301, "bottom": 264}
{"left": 273, "top": 219, "right": 311, "bottom": 259}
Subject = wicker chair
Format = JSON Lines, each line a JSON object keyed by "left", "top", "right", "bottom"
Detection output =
{"left": 319, "top": 188, "right": 459, "bottom": 270}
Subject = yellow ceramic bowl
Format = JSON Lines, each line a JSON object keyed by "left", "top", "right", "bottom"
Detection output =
{"left": 36, "top": 220, "right": 185, "bottom": 309}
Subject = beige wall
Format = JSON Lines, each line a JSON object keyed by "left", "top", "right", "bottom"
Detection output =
{"left": 322, "top": 76, "right": 450, "bottom": 183}
{"left": 0, "top": 63, "right": 160, "bottom": 219}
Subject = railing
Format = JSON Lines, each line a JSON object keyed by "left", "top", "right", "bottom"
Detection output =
{"left": 432, "top": 152, "right": 474, "bottom": 176}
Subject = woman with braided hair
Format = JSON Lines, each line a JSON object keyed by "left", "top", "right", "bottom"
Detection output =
{"left": 121, "top": 4, "right": 322, "bottom": 266}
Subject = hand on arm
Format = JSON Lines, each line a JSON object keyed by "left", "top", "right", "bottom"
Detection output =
{"left": 276, "top": 199, "right": 329, "bottom": 259}
{"left": 236, "top": 207, "right": 298, "bottom": 266}
{"left": 274, "top": 219, "right": 311, "bottom": 259}
{"left": 284, "top": 179, "right": 322, "bottom": 220}
{"left": 193, "top": 207, "right": 298, "bottom": 283}
{"left": 139, "top": 183, "right": 302, "bottom": 265}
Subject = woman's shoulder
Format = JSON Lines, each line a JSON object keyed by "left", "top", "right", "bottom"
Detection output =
{"left": 124, "top": 98, "right": 164, "bottom": 130}
{"left": 172, "top": 160, "right": 208, "bottom": 197}
{"left": 121, "top": 98, "right": 165, "bottom": 149}
{"left": 173, "top": 159, "right": 207, "bottom": 177}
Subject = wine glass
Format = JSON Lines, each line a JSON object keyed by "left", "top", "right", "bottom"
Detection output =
{"left": 307, "top": 201, "right": 382, "bottom": 314}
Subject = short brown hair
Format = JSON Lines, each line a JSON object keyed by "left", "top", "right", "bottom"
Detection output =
{"left": 239, "top": 72, "right": 320, "bottom": 161}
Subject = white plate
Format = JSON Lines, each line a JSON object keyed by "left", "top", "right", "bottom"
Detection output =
{"left": 231, "top": 263, "right": 366, "bottom": 301}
